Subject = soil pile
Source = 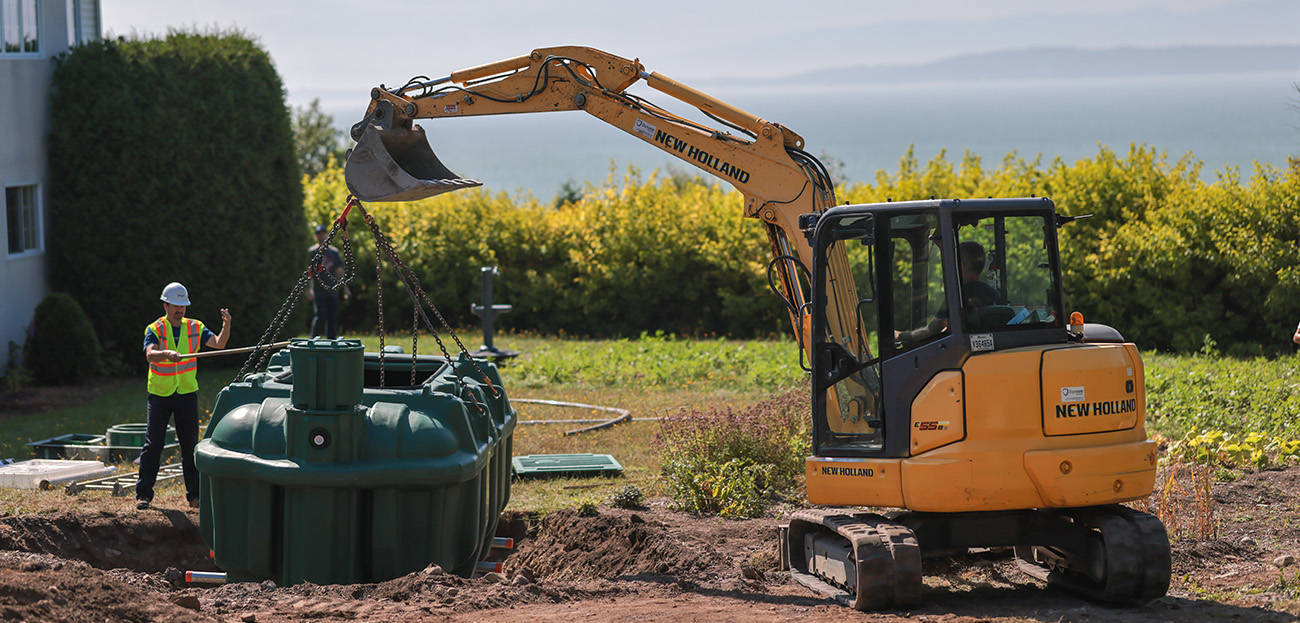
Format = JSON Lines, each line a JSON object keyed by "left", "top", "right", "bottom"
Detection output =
{"left": 505, "top": 509, "right": 721, "bottom": 582}
{"left": 0, "top": 509, "right": 216, "bottom": 573}
{"left": 0, "top": 550, "right": 217, "bottom": 623}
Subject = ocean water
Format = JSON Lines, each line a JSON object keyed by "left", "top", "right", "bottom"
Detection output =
{"left": 321, "top": 71, "right": 1299, "bottom": 199}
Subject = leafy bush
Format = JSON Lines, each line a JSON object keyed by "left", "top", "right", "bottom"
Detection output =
{"left": 304, "top": 164, "right": 784, "bottom": 338}
{"left": 1164, "top": 430, "right": 1300, "bottom": 469}
{"left": 609, "top": 485, "right": 645, "bottom": 509}
{"left": 4, "top": 341, "right": 32, "bottom": 391}
{"left": 25, "top": 293, "right": 101, "bottom": 385}
{"left": 656, "top": 388, "right": 808, "bottom": 518}
{"left": 305, "top": 146, "right": 1298, "bottom": 352}
{"left": 576, "top": 499, "right": 600, "bottom": 517}
{"left": 47, "top": 31, "right": 304, "bottom": 363}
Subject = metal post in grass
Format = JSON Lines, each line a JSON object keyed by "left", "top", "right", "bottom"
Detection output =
{"left": 470, "top": 267, "right": 519, "bottom": 360}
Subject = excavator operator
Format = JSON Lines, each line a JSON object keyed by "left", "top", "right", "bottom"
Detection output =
{"left": 895, "top": 241, "right": 1000, "bottom": 345}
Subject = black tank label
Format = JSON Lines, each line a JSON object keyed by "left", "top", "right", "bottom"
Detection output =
{"left": 820, "top": 466, "right": 875, "bottom": 477}
{"left": 1055, "top": 398, "right": 1136, "bottom": 418}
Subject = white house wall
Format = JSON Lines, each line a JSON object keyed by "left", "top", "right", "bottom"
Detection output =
{"left": 0, "top": 0, "right": 73, "bottom": 371}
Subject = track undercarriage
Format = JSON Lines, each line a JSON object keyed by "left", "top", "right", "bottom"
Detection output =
{"left": 781, "top": 504, "right": 1170, "bottom": 610}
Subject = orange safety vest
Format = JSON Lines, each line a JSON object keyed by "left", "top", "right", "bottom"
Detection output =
{"left": 146, "top": 316, "right": 204, "bottom": 396}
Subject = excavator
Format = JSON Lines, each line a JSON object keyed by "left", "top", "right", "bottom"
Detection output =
{"left": 342, "top": 46, "right": 1170, "bottom": 610}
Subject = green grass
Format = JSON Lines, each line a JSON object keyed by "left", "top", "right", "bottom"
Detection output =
{"left": 1144, "top": 352, "right": 1300, "bottom": 439}
{"left": 0, "top": 365, "right": 236, "bottom": 460}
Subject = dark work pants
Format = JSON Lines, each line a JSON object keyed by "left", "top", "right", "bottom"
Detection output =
{"left": 312, "top": 292, "right": 340, "bottom": 339}
{"left": 136, "top": 391, "right": 200, "bottom": 502}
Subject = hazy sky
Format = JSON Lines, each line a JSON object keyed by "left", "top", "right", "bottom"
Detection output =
{"left": 102, "top": 0, "right": 1291, "bottom": 116}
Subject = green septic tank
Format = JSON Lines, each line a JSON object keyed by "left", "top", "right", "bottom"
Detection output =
{"left": 194, "top": 338, "right": 514, "bottom": 585}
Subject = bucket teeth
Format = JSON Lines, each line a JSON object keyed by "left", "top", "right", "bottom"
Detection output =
{"left": 344, "top": 123, "right": 481, "bottom": 202}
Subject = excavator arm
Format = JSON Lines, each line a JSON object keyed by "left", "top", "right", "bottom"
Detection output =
{"left": 345, "top": 46, "right": 872, "bottom": 417}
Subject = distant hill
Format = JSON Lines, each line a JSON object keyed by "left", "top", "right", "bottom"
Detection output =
{"left": 706, "top": 45, "right": 1300, "bottom": 87}
{"left": 674, "top": 0, "right": 1300, "bottom": 80}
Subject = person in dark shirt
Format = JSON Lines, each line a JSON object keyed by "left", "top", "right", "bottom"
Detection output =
{"left": 307, "top": 224, "right": 350, "bottom": 339}
{"left": 896, "top": 240, "right": 1001, "bottom": 344}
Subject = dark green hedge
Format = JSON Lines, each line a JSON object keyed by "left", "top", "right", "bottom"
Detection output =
{"left": 26, "top": 292, "right": 100, "bottom": 385}
{"left": 47, "top": 32, "right": 304, "bottom": 366}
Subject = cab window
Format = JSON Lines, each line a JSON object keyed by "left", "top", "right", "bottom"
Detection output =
{"left": 888, "top": 212, "right": 948, "bottom": 351}
{"left": 954, "top": 214, "right": 1060, "bottom": 332}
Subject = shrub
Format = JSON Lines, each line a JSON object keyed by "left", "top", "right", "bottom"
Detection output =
{"left": 305, "top": 145, "right": 1298, "bottom": 352}
{"left": 4, "top": 341, "right": 32, "bottom": 391}
{"left": 656, "top": 388, "right": 808, "bottom": 518}
{"left": 47, "top": 31, "right": 304, "bottom": 363}
{"left": 25, "top": 293, "right": 101, "bottom": 385}
{"left": 609, "top": 485, "right": 645, "bottom": 509}
{"left": 576, "top": 499, "right": 600, "bottom": 517}
{"left": 303, "top": 164, "right": 784, "bottom": 338}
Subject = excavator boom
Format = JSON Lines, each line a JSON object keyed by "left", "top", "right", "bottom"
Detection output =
{"left": 343, "top": 45, "right": 844, "bottom": 358}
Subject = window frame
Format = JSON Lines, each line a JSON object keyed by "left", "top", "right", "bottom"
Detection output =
{"left": 0, "top": 0, "right": 42, "bottom": 58}
{"left": 69, "top": 0, "right": 97, "bottom": 46}
{"left": 5, "top": 183, "right": 44, "bottom": 258}
{"left": 950, "top": 210, "right": 1066, "bottom": 336}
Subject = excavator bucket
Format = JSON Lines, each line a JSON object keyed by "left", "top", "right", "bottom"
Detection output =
{"left": 344, "top": 122, "right": 481, "bottom": 202}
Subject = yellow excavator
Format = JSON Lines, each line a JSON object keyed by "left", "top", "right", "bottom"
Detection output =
{"left": 343, "top": 46, "right": 1170, "bottom": 610}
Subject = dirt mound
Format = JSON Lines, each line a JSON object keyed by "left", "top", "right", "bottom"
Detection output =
{"left": 0, "top": 509, "right": 215, "bottom": 573}
{"left": 0, "top": 550, "right": 217, "bottom": 623}
{"left": 505, "top": 509, "right": 724, "bottom": 582}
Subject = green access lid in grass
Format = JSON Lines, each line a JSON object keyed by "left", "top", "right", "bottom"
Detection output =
{"left": 512, "top": 453, "right": 623, "bottom": 478}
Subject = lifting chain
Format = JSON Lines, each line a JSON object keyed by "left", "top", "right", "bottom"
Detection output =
{"left": 311, "top": 221, "right": 356, "bottom": 296}
{"left": 233, "top": 208, "right": 354, "bottom": 384}
{"left": 354, "top": 203, "right": 499, "bottom": 418}
{"left": 233, "top": 197, "right": 499, "bottom": 414}
{"left": 411, "top": 304, "right": 419, "bottom": 388}
{"left": 355, "top": 202, "right": 499, "bottom": 398}
{"left": 374, "top": 234, "right": 386, "bottom": 388}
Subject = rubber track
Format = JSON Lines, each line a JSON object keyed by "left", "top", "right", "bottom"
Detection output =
{"left": 1016, "top": 505, "right": 1170, "bottom": 604}
{"left": 787, "top": 509, "right": 922, "bottom": 610}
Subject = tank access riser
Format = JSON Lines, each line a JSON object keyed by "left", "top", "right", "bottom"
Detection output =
{"left": 781, "top": 504, "right": 1170, "bottom": 611}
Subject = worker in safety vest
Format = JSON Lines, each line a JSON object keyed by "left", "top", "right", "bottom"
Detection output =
{"left": 137, "top": 282, "right": 230, "bottom": 510}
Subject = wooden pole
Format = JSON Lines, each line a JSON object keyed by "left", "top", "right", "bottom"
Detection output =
{"left": 176, "top": 341, "right": 292, "bottom": 360}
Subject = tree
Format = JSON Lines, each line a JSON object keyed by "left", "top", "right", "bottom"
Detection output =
{"left": 294, "top": 98, "right": 346, "bottom": 178}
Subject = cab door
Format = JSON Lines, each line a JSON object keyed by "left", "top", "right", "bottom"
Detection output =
{"left": 809, "top": 209, "right": 886, "bottom": 457}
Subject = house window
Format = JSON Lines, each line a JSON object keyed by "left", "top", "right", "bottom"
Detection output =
{"left": 6, "top": 185, "right": 41, "bottom": 256}
{"left": 0, "top": 0, "right": 39, "bottom": 54}
{"left": 68, "top": 0, "right": 97, "bottom": 46}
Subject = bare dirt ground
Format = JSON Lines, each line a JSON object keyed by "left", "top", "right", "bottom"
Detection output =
{"left": 2, "top": 467, "right": 1298, "bottom": 623}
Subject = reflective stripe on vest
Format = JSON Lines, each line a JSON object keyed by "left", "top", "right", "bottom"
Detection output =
{"left": 147, "top": 316, "right": 202, "bottom": 395}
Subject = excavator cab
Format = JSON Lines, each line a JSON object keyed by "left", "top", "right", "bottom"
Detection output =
{"left": 808, "top": 198, "right": 1067, "bottom": 459}
{"left": 344, "top": 99, "right": 482, "bottom": 202}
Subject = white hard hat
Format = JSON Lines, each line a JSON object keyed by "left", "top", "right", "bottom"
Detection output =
{"left": 160, "top": 282, "right": 191, "bottom": 306}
